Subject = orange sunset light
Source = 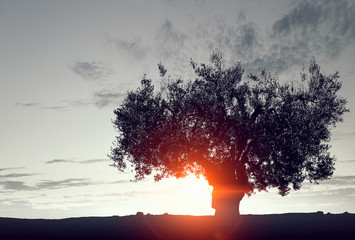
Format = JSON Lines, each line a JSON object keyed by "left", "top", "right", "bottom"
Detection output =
{"left": 167, "top": 175, "right": 213, "bottom": 215}
{"left": 183, "top": 175, "right": 212, "bottom": 200}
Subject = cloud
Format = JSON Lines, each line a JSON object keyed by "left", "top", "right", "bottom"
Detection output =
{"left": 67, "top": 99, "right": 94, "bottom": 108}
{"left": 45, "top": 158, "right": 109, "bottom": 165}
{"left": 0, "top": 181, "right": 33, "bottom": 191}
{"left": 110, "top": 38, "right": 148, "bottom": 60}
{"left": 70, "top": 60, "right": 113, "bottom": 81}
{"left": 109, "top": 180, "right": 131, "bottom": 184}
{"left": 36, "top": 178, "right": 92, "bottom": 190}
{"left": 15, "top": 102, "right": 40, "bottom": 107}
{"left": 340, "top": 160, "right": 355, "bottom": 163}
{"left": 79, "top": 159, "right": 109, "bottom": 164}
{"left": 105, "top": 17, "right": 262, "bottom": 75}
{"left": 60, "top": 89, "right": 126, "bottom": 109}
{"left": 102, "top": 190, "right": 166, "bottom": 198}
{"left": 109, "top": 19, "right": 190, "bottom": 75}
{"left": 262, "top": 0, "right": 355, "bottom": 72}
{"left": 158, "top": 19, "right": 186, "bottom": 48}
{"left": 198, "top": 21, "right": 264, "bottom": 65}
{"left": 235, "top": 23, "right": 261, "bottom": 60}
{"left": 94, "top": 89, "right": 126, "bottom": 108}
{"left": 330, "top": 187, "right": 355, "bottom": 197}
{"left": 321, "top": 175, "right": 355, "bottom": 186}
{"left": 41, "top": 106, "right": 67, "bottom": 111}
{"left": 110, "top": 19, "right": 186, "bottom": 62}
{"left": 0, "top": 198, "right": 32, "bottom": 207}
{"left": 15, "top": 102, "right": 68, "bottom": 111}
{"left": 203, "top": 0, "right": 355, "bottom": 74}
{"left": 16, "top": 96, "right": 120, "bottom": 110}
{"left": 0, "top": 178, "right": 105, "bottom": 191}
{"left": 287, "top": 186, "right": 355, "bottom": 211}
{"left": 106, "top": 1, "right": 355, "bottom": 79}
{"left": 0, "top": 173, "right": 39, "bottom": 178}
{"left": 45, "top": 159, "right": 75, "bottom": 164}
{"left": 272, "top": 0, "right": 355, "bottom": 41}
{"left": 157, "top": 19, "right": 197, "bottom": 71}
{"left": 0, "top": 167, "right": 24, "bottom": 172}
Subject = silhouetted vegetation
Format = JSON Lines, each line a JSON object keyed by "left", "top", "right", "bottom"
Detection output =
{"left": 110, "top": 53, "right": 348, "bottom": 218}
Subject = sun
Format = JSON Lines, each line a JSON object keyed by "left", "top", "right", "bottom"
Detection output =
{"left": 181, "top": 175, "right": 212, "bottom": 200}
{"left": 184, "top": 181, "right": 205, "bottom": 199}
{"left": 157, "top": 174, "right": 214, "bottom": 216}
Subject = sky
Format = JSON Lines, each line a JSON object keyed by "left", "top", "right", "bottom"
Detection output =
{"left": 1, "top": 0, "right": 354, "bottom": 219}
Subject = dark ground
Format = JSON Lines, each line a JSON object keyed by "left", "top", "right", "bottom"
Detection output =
{"left": 0, "top": 212, "right": 354, "bottom": 240}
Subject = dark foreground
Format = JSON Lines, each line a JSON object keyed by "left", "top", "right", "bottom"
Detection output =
{"left": 0, "top": 212, "right": 354, "bottom": 240}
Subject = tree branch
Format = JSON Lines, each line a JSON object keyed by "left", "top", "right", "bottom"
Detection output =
{"left": 250, "top": 105, "right": 263, "bottom": 123}
{"left": 239, "top": 139, "right": 252, "bottom": 164}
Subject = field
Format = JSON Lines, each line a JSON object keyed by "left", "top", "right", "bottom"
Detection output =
{"left": 0, "top": 212, "right": 353, "bottom": 240}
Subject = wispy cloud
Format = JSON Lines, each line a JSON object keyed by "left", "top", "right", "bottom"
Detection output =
{"left": 70, "top": 60, "right": 113, "bottom": 82}
{"left": 15, "top": 102, "right": 67, "bottom": 111}
{"left": 287, "top": 186, "right": 355, "bottom": 211}
{"left": 79, "top": 159, "right": 109, "bottom": 164}
{"left": 0, "top": 167, "right": 24, "bottom": 172}
{"left": 45, "top": 158, "right": 109, "bottom": 165}
{"left": 271, "top": 0, "right": 355, "bottom": 52}
{"left": 156, "top": 19, "right": 187, "bottom": 59}
{"left": 252, "top": 0, "right": 355, "bottom": 72}
{"left": 60, "top": 89, "right": 126, "bottom": 109}
{"left": 15, "top": 102, "right": 40, "bottom": 107}
{"left": 45, "top": 159, "right": 75, "bottom": 164}
{"left": 195, "top": 20, "right": 263, "bottom": 64}
{"left": 340, "top": 160, "right": 355, "bottom": 163}
{"left": 325, "top": 175, "right": 355, "bottom": 186}
{"left": 100, "top": 190, "right": 169, "bottom": 198}
{"left": 109, "top": 180, "right": 131, "bottom": 184}
{"left": 41, "top": 106, "right": 67, "bottom": 111}
{"left": 16, "top": 97, "right": 122, "bottom": 110}
{"left": 0, "top": 173, "right": 39, "bottom": 178}
{"left": 0, "top": 178, "right": 97, "bottom": 191}
{"left": 107, "top": 17, "right": 264, "bottom": 74}
{"left": 0, "top": 181, "right": 33, "bottom": 191}
{"left": 202, "top": 0, "right": 355, "bottom": 74}
{"left": 36, "top": 178, "right": 92, "bottom": 190}
{"left": 109, "top": 0, "right": 355, "bottom": 76}
{"left": 94, "top": 89, "right": 126, "bottom": 108}
{"left": 110, "top": 38, "right": 148, "bottom": 60}
{"left": 107, "top": 18, "right": 191, "bottom": 78}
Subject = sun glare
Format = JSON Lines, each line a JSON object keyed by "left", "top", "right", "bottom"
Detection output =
{"left": 180, "top": 175, "right": 212, "bottom": 201}
{"left": 149, "top": 174, "right": 214, "bottom": 216}
{"left": 184, "top": 178, "right": 208, "bottom": 199}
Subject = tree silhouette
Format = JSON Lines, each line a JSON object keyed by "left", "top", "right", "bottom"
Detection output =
{"left": 110, "top": 53, "right": 348, "bottom": 218}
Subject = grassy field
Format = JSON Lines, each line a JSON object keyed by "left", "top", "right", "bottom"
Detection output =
{"left": 0, "top": 212, "right": 353, "bottom": 239}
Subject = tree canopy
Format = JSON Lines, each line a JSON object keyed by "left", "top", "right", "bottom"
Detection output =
{"left": 110, "top": 53, "right": 348, "bottom": 198}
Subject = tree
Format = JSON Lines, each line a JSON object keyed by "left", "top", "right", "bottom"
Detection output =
{"left": 110, "top": 53, "right": 348, "bottom": 218}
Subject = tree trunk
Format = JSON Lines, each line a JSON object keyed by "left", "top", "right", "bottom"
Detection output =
{"left": 212, "top": 184, "right": 245, "bottom": 219}
{"left": 205, "top": 161, "right": 250, "bottom": 219}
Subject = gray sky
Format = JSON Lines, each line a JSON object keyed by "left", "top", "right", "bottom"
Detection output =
{"left": 1, "top": 0, "right": 354, "bottom": 219}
